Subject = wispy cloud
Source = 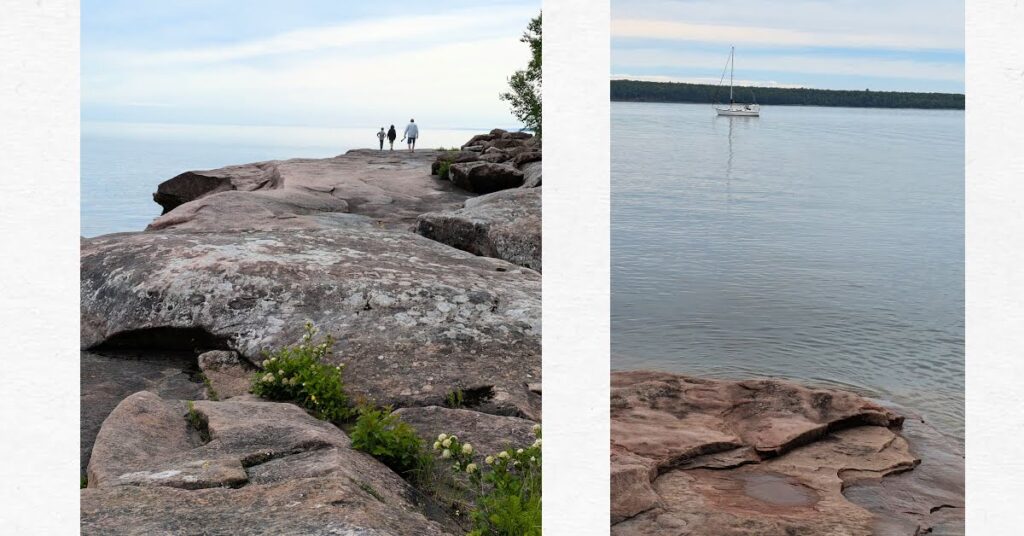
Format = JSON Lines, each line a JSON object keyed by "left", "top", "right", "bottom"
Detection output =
{"left": 82, "top": 3, "right": 539, "bottom": 127}
{"left": 93, "top": 8, "right": 528, "bottom": 66}
{"left": 612, "top": 19, "right": 959, "bottom": 52}
{"left": 610, "top": 0, "right": 964, "bottom": 92}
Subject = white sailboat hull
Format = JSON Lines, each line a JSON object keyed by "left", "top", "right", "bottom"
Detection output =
{"left": 715, "top": 105, "right": 760, "bottom": 117}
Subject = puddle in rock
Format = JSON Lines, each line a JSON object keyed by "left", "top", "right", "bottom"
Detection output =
{"left": 740, "top": 472, "right": 818, "bottom": 507}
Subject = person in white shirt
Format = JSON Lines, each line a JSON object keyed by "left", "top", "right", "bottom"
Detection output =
{"left": 376, "top": 127, "right": 386, "bottom": 151}
{"left": 401, "top": 119, "right": 419, "bottom": 152}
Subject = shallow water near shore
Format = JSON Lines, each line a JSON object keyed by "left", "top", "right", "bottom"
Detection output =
{"left": 81, "top": 121, "right": 488, "bottom": 237}
{"left": 612, "top": 102, "right": 964, "bottom": 444}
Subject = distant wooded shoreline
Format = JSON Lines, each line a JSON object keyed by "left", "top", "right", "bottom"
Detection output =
{"left": 611, "top": 79, "right": 965, "bottom": 110}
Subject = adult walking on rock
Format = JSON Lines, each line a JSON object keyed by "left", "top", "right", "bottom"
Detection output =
{"left": 387, "top": 124, "right": 397, "bottom": 151}
{"left": 376, "top": 127, "right": 386, "bottom": 151}
{"left": 401, "top": 118, "right": 419, "bottom": 152}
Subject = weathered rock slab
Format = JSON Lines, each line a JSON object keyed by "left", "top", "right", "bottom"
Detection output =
{"left": 82, "top": 391, "right": 452, "bottom": 535}
{"left": 610, "top": 371, "right": 963, "bottom": 535}
{"left": 149, "top": 150, "right": 472, "bottom": 232}
{"left": 81, "top": 226, "right": 540, "bottom": 417}
{"left": 415, "top": 188, "right": 541, "bottom": 271}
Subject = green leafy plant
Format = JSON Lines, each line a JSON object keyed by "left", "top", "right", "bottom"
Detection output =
{"left": 350, "top": 404, "right": 432, "bottom": 483}
{"left": 250, "top": 322, "right": 351, "bottom": 422}
{"left": 438, "top": 159, "right": 454, "bottom": 180}
{"left": 444, "top": 389, "right": 465, "bottom": 409}
{"left": 499, "top": 12, "right": 541, "bottom": 136}
{"left": 435, "top": 149, "right": 460, "bottom": 180}
{"left": 80, "top": 475, "right": 88, "bottom": 489}
{"left": 433, "top": 425, "right": 542, "bottom": 535}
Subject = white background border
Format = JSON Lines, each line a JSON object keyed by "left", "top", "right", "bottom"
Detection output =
{"left": 1, "top": 0, "right": 1022, "bottom": 533}
{"left": 1, "top": 0, "right": 80, "bottom": 532}
{"left": 544, "top": 0, "right": 611, "bottom": 534}
{"left": 965, "top": 0, "right": 1024, "bottom": 532}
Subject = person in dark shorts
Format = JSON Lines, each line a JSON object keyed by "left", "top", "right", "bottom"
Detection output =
{"left": 376, "top": 127, "right": 386, "bottom": 150}
{"left": 387, "top": 124, "right": 397, "bottom": 150}
{"left": 401, "top": 118, "right": 419, "bottom": 152}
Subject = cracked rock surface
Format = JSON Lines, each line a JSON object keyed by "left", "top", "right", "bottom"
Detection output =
{"left": 82, "top": 392, "right": 454, "bottom": 535}
{"left": 610, "top": 371, "right": 964, "bottom": 535}
{"left": 81, "top": 226, "right": 540, "bottom": 417}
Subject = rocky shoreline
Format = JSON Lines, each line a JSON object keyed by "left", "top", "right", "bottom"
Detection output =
{"left": 80, "top": 130, "right": 541, "bottom": 534}
{"left": 610, "top": 370, "right": 964, "bottom": 536}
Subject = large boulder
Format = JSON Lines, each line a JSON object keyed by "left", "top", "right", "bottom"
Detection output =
{"left": 431, "top": 151, "right": 480, "bottom": 176}
{"left": 609, "top": 371, "right": 964, "bottom": 535}
{"left": 448, "top": 162, "right": 524, "bottom": 194}
{"left": 512, "top": 151, "right": 542, "bottom": 167}
{"left": 82, "top": 391, "right": 453, "bottom": 535}
{"left": 153, "top": 162, "right": 281, "bottom": 214}
{"left": 482, "top": 138, "right": 527, "bottom": 151}
{"left": 520, "top": 161, "right": 542, "bottom": 188}
{"left": 415, "top": 188, "right": 541, "bottom": 272}
{"left": 80, "top": 226, "right": 540, "bottom": 418}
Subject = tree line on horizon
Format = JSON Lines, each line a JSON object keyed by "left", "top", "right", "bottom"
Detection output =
{"left": 610, "top": 79, "right": 964, "bottom": 110}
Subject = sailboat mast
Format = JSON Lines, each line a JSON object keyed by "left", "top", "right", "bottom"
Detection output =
{"left": 729, "top": 46, "right": 734, "bottom": 103}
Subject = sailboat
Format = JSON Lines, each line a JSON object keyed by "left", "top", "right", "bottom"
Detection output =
{"left": 715, "top": 46, "right": 760, "bottom": 117}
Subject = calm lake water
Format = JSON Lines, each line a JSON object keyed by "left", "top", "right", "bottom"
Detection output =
{"left": 611, "top": 102, "right": 964, "bottom": 443}
{"left": 81, "top": 122, "right": 485, "bottom": 237}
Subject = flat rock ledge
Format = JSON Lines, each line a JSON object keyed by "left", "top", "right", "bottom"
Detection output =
{"left": 149, "top": 149, "right": 472, "bottom": 232}
{"left": 81, "top": 226, "right": 541, "bottom": 418}
{"left": 416, "top": 188, "right": 541, "bottom": 271}
{"left": 610, "top": 371, "right": 964, "bottom": 536}
{"left": 82, "top": 391, "right": 454, "bottom": 535}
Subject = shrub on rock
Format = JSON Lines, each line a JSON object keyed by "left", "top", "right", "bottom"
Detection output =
{"left": 250, "top": 322, "right": 351, "bottom": 422}
{"left": 351, "top": 405, "right": 432, "bottom": 483}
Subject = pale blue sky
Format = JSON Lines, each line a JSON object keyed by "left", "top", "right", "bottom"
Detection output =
{"left": 611, "top": 0, "right": 964, "bottom": 93}
{"left": 83, "top": 1, "right": 540, "bottom": 128}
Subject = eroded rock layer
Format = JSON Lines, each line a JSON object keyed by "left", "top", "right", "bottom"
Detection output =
{"left": 610, "top": 371, "right": 964, "bottom": 535}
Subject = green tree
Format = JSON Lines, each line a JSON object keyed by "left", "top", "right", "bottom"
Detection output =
{"left": 500, "top": 12, "right": 542, "bottom": 136}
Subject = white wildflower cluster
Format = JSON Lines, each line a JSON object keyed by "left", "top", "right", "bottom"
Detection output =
{"left": 431, "top": 423, "right": 542, "bottom": 482}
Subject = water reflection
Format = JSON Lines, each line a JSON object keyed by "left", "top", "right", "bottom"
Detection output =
{"left": 613, "top": 102, "right": 965, "bottom": 443}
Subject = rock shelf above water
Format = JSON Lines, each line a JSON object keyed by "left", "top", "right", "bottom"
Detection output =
{"left": 610, "top": 371, "right": 964, "bottom": 536}
{"left": 82, "top": 132, "right": 543, "bottom": 534}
